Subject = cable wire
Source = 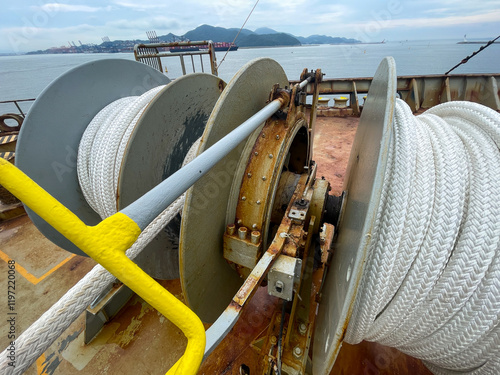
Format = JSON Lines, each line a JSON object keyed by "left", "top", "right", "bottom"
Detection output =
{"left": 445, "top": 35, "right": 500, "bottom": 75}
{"left": 217, "top": 0, "right": 260, "bottom": 70}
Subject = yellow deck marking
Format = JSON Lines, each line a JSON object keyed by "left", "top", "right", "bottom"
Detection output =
{"left": 36, "top": 354, "right": 46, "bottom": 374}
{"left": 0, "top": 134, "right": 17, "bottom": 144}
{"left": 0, "top": 151, "right": 15, "bottom": 160}
{"left": 0, "top": 249, "right": 75, "bottom": 285}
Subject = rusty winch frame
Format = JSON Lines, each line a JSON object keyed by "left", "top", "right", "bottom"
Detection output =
{"left": 179, "top": 63, "right": 343, "bottom": 374}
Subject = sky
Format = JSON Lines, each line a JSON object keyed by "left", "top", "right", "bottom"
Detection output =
{"left": 0, "top": 0, "right": 499, "bottom": 53}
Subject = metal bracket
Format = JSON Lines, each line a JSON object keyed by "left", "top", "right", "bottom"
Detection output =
{"left": 268, "top": 255, "right": 302, "bottom": 301}
{"left": 84, "top": 283, "right": 134, "bottom": 344}
{"left": 289, "top": 197, "right": 311, "bottom": 223}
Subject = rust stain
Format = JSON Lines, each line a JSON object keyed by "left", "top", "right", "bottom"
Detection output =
{"left": 109, "top": 298, "right": 152, "bottom": 348}
{"left": 234, "top": 277, "right": 259, "bottom": 306}
{"left": 200, "top": 287, "right": 278, "bottom": 374}
{"left": 331, "top": 340, "right": 433, "bottom": 375}
{"left": 235, "top": 116, "right": 289, "bottom": 232}
{"left": 218, "top": 79, "right": 226, "bottom": 93}
{"left": 68, "top": 257, "right": 84, "bottom": 271}
{"left": 228, "top": 299, "right": 242, "bottom": 312}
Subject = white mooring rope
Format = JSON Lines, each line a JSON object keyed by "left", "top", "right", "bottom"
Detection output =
{"left": 0, "top": 86, "right": 201, "bottom": 374}
{"left": 78, "top": 85, "right": 165, "bottom": 218}
{"left": 345, "top": 100, "right": 500, "bottom": 374}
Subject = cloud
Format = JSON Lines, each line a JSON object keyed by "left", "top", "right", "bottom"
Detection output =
{"left": 352, "top": 10, "right": 500, "bottom": 30}
{"left": 107, "top": 16, "right": 180, "bottom": 30}
{"left": 35, "top": 3, "right": 111, "bottom": 13}
{"left": 3, "top": 23, "right": 96, "bottom": 36}
{"left": 112, "top": 0, "right": 170, "bottom": 10}
{"left": 423, "top": 8, "right": 454, "bottom": 15}
{"left": 418, "top": 0, "right": 500, "bottom": 16}
{"left": 1, "top": 0, "right": 499, "bottom": 52}
{"left": 2, "top": 23, "right": 99, "bottom": 52}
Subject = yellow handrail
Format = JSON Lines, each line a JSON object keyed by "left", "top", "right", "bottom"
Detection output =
{"left": 0, "top": 158, "right": 205, "bottom": 374}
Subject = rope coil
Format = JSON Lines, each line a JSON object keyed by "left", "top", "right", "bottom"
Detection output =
{"left": 345, "top": 100, "right": 500, "bottom": 375}
{"left": 0, "top": 86, "right": 200, "bottom": 374}
{"left": 78, "top": 85, "right": 165, "bottom": 218}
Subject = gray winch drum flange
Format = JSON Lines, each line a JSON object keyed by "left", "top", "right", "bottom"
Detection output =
{"left": 179, "top": 58, "right": 291, "bottom": 323}
{"left": 16, "top": 59, "right": 224, "bottom": 279}
{"left": 313, "top": 56, "right": 397, "bottom": 374}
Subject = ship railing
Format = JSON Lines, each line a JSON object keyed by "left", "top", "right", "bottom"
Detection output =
{"left": 292, "top": 73, "right": 500, "bottom": 115}
{"left": 0, "top": 98, "right": 33, "bottom": 139}
{"left": 134, "top": 40, "right": 218, "bottom": 76}
{"left": 0, "top": 99, "right": 33, "bottom": 180}
{"left": 0, "top": 98, "right": 36, "bottom": 118}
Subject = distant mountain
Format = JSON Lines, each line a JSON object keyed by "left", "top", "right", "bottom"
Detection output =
{"left": 297, "top": 35, "right": 361, "bottom": 44}
{"left": 254, "top": 27, "right": 279, "bottom": 35}
{"left": 168, "top": 25, "right": 362, "bottom": 47}
{"left": 155, "top": 25, "right": 359, "bottom": 48}
{"left": 157, "top": 33, "right": 180, "bottom": 42}
{"left": 170, "top": 24, "right": 300, "bottom": 48}
{"left": 228, "top": 27, "right": 254, "bottom": 36}
{"left": 239, "top": 33, "right": 300, "bottom": 47}
{"left": 27, "top": 24, "right": 359, "bottom": 55}
{"left": 184, "top": 24, "right": 252, "bottom": 43}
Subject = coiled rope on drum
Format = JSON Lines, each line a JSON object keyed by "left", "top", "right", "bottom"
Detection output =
{"left": 345, "top": 99, "right": 500, "bottom": 375}
{"left": 0, "top": 85, "right": 201, "bottom": 374}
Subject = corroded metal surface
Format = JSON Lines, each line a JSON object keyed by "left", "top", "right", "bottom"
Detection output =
{"left": 307, "top": 69, "right": 322, "bottom": 164}
{"left": 203, "top": 175, "right": 308, "bottom": 358}
{"left": 230, "top": 115, "right": 308, "bottom": 264}
{"left": 235, "top": 118, "right": 298, "bottom": 234}
{"left": 293, "top": 73, "right": 500, "bottom": 112}
{"left": 208, "top": 216, "right": 332, "bottom": 375}
{"left": 118, "top": 73, "right": 224, "bottom": 279}
{"left": 204, "top": 171, "right": 329, "bottom": 360}
{"left": 180, "top": 58, "right": 289, "bottom": 323}
{"left": 198, "top": 286, "right": 279, "bottom": 374}
{"left": 0, "top": 114, "right": 23, "bottom": 132}
{"left": 224, "top": 78, "right": 311, "bottom": 272}
{"left": 331, "top": 340, "right": 433, "bottom": 375}
{"left": 134, "top": 40, "right": 218, "bottom": 76}
{"left": 309, "top": 178, "right": 329, "bottom": 234}
{"left": 232, "top": 175, "right": 307, "bottom": 308}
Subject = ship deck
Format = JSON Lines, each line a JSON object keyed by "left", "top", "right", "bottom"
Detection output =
{"left": 0, "top": 114, "right": 432, "bottom": 375}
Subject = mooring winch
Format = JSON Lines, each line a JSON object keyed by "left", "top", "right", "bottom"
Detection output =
{"left": 1, "top": 56, "right": 500, "bottom": 375}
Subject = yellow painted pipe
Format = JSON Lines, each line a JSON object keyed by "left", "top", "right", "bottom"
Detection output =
{"left": 0, "top": 158, "right": 205, "bottom": 374}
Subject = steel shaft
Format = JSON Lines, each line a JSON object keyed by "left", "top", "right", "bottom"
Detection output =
{"left": 122, "top": 98, "right": 284, "bottom": 229}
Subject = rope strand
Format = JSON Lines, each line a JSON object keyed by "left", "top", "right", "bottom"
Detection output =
{"left": 345, "top": 100, "right": 500, "bottom": 374}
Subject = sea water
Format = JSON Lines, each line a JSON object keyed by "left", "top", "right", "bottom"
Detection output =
{"left": 0, "top": 39, "right": 499, "bottom": 114}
